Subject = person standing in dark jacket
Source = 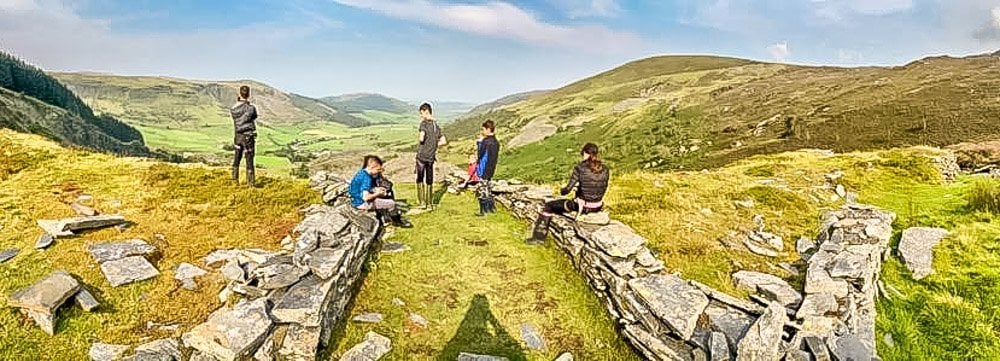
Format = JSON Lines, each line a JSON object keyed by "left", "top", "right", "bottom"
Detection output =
{"left": 475, "top": 120, "right": 500, "bottom": 216}
{"left": 231, "top": 85, "right": 258, "bottom": 187}
{"left": 415, "top": 103, "right": 447, "bottom": 210}
{"left": 527, "top": 143, "right": 610, "bottom": 244}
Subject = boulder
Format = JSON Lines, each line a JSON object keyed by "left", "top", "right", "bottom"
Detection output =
{"left": 735, "top": 302, "right": 787, "bottom": 361}
{"left": 829, "top": 334, "right": 873, "bottom": 361}
{"left": 182, "top": 298, "right": 274, "bottom": 361}
{"left": 795, "top": 293, "right": 838, "bottom": 319}
{"left": 204, "top": 249, "right": 241, "bottom": 267}
{"left": 590, "top": 222, "right": 647, "bottom": 258}
{"left": 732, "top": 271, "right": 802, "bottom": 309}
{"left": 88, "top": 240, "right": 157, "bottom": 264}
{"left": 8, "top": 270, "right": 81, "bottom": 335}
{"left": 222, "top": 260, "right": 247, "bottom": 283}
{"left": 898, "top": 227, "right": 949, "bottom": 280}
{"left": 628, "top": 274, "right": 710, "bottom": 340}
{"left": 0, "top": 248, "right": 19, "bottom": 263}
{"left": 100, "top": 256, "right": 160, "bottom": 287}
{"left": 520, "top": 323, "right": 546, "bottom": 350}
{"left": 89, "top": 343, "right": 130, "bottom": 361}
{"left": 339, "top": 331, "right": 391, "bottom": 361}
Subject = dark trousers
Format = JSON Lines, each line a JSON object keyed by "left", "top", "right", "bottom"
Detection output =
{"left": 542, "top": 199, "right": 602, "bottom": 216}
{"left": 415, "top": 159, "right": 434, "bottom": 185}
{"left": 233, "top": 133, "right": 255, "bottom": 184}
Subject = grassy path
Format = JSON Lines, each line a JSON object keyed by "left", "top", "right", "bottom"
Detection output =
{"left": 331, "top": 186, "right": 640, "bottom": 361}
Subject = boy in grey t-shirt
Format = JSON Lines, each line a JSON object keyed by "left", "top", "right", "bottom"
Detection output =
{"left": 415, "top": 103, "right": 447, "bottom": 209}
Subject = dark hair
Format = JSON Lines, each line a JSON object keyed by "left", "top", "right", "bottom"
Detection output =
{"left": 482, "top": 120, "right": 495, "bottom": 132}
{"left": 239, "top": 85, "right": 250, "bottom": 100}
{"left": 362, "top": 155, "right": 383, "bottom": 168}
{"left": 419, "top": 103, "right": 433, "bottom": 114}
{"left": 582, "top": 143, "right": 603, "bottom": 173}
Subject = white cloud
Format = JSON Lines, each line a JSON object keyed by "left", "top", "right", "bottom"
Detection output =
{"left": 767, "top": 41, "right": 790, "bottom": 61}
{"left": 993, "top": 6, "right": 1000, "bottom": 28}
{"left": 973, "top": 6, "right": 1000, "bottom": 41}
{"left": 330, "top": 0, "right": 640, "bottom": 53}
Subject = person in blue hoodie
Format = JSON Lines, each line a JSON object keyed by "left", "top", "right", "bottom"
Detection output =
{"left": 350, "top": 155, "right": 412, "bottom": 228}
{"left": 475, "top": 120, "right": 500, "bottom": 216}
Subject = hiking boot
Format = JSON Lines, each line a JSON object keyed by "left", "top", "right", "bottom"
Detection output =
{"left": 526, "top": 214, "right": 551, "bottom": 245}
{"left": 475, "top": 199, "right": 488, "bottom": 217}
{"left": 391, "top": 213, "right": 413, "bottom": 228}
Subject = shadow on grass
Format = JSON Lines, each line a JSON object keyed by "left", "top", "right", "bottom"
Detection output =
{"left": 438, "top": 294, "right": 526, "bottom": 361}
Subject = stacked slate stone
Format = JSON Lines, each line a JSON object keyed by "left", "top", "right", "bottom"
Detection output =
{"left": 178, "top": 204, "right": 381, "bottom": 361}
{"left": 309, "top": 171, "right": 351, "bottom": 206}
{"left": 462, "top": 173, "right": 894, "bottom": 361}
{"left": 9, "top": 270, "right": 100, "bottom": 335}
{"left": 795, "top": 205, "right": 895, "bottom": 361}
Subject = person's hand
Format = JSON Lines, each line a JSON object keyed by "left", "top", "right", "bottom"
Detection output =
{"left": 560, "top": 187, "right": 570, "bottom": 196}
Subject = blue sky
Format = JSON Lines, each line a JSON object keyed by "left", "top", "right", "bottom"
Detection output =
{"left": 1, "top": 0, "right": 999, "bottom": 103}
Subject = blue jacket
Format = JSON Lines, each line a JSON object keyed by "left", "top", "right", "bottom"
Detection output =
{"left": 349, "top": 168, "right": 373, "bottom": 207}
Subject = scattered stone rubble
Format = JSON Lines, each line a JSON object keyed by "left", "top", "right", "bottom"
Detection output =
{"left": 8, "top": 270, "right": 99, "bottom": 335}
{"left": 36, "top": 214, "right": 126, "bottom": 238}
{"left": 455, "top": 172, "right": 896, "bottom": 361}
{"left": 88, "top": 239, "right": 160, "bottom": 287}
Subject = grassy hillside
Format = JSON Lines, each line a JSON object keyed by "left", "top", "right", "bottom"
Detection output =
{"left": 0, "top": 129, "right": 317, "bottom": 359}
{"left": 444, "top": 54, "right": 1000, "bottom": 182}
{"left": 0, "top": 88, "right": 148, "bottom": 155}
{"left": 0, "top": 53, "right": 148, "bottom": 156}
{"left": 464, "top": 90, "right": 551, "bottom": 118}
{"left": 321, "top": 93, "right": 413, "bottom": 115}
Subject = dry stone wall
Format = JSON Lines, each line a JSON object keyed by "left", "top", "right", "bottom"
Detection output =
{"left": 461, "top": 174, "right": 894, "bottom": 361}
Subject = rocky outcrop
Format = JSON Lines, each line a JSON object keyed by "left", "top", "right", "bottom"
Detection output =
{"left": 898, "top": 227, "right": 949, "bottom": 280}
{"left": 459, "top": 174, "right": 895, "bottom": 361}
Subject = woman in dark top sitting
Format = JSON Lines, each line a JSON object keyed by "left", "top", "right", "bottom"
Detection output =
{"left": 528, "top": 143, "right": 610, "bottom": 244}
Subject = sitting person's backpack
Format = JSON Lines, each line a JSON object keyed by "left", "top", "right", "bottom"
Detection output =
{"left": 375, "top": 175, "right": 395, "bottom": 199}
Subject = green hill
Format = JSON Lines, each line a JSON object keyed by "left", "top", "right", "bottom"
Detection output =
{"left": 0, "top": 52, "right": 148, "bottom": 155}
{"left": 52, "top": 73, "right": 418, "bottom": 173}
{"left": 443, "top": 54, "right": 1000, "bottom": 182}
{"left": 463, "top": 90, "right": 551, "bottom": 118}
{"left": 321, "top": 93, "right": 412, "bottom": 115}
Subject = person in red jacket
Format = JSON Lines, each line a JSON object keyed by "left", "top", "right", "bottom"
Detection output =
{"left": 459, "top": 153, "right": 482, "bottom": 190}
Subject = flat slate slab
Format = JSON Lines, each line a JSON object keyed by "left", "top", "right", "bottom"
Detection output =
{"left": 9, "top": 270, "right": 81, "bottom": 335}
{"left": 899, "top": 227, "right": 949, "bottom": 280}
{"left": 9, "top": 270, "right": 82, "bottom": 313}
{"left": 456, "top": 353, "right": 509, "bottom": 361}
{"left": 88, "top": 239, "right": 157, "bottom": 263}
{"left": 37, "top": 215, "right": 126, "bottom": 237}
{"left": 628, "top": 274, "right": 709, "bottom": 341}
{"left": 182, "top": 298, "right": 274, "bottom": 361}
{"left": 0, "top": 248, "right": 19, "bottom": 263}
{"left": 35, "top": 234, "right": 55, "bottom": 249}
{"left": 100, "top": 256, "right": 160, "bottom": 287}
{"left": 75, "top": 289, "right": 100, "bottom": 312}
{"left": 271, "top": 276, "right": 335, "bottom": 326}
{"left": 339, "top": 331, "right": 392, "bottom": 361}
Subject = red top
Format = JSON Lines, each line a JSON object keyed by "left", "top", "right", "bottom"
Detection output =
{"left": 467, "top": 163, "right": 481, "bottom": 182}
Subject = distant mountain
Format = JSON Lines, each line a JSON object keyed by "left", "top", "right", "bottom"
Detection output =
{"left": 53, "top": 73, "right": 368, "bottom": 128}
{"left": 463, "top": 90, "right": 551, "bottom": 118}
{"left": 320, "top": 93, "right": 412, "bottom": 114}
{"left": 0, "top": 52, "right": 148, "bottom": 155}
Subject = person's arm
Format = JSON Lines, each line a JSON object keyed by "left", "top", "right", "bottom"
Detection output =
{"left": 249, "top": 105, "right": 258, "bottom": 122}
{"left": 561, "top": 166, "right": 580, "bottom": 196}
{"left": 437, "top": 124, "right": 447, "bottom": 146}
{"left": 419, "top": 130, "right": 426, "bottom": 144}
{"left": 484, "top": 139, "right": 499, "bottom": 180}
